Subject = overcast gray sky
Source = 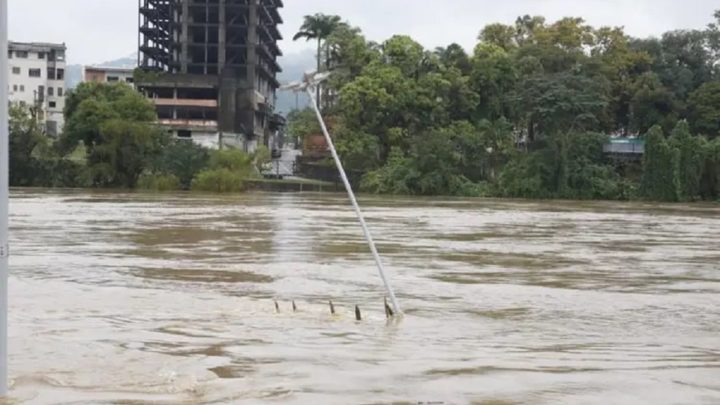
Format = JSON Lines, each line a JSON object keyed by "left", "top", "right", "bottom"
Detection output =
{"left": 7, "top": 0, "right": 718, "bottom": 65}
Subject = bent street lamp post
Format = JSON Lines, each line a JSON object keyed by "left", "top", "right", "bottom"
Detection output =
{"left": 0, "top": 0, "right": 10, "bottom": 395}
{"left": 282, "top": 72, "right": 402, "bottom": 315}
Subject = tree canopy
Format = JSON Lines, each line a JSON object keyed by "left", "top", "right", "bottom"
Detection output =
{"left": 287, "top": 9, "right": 720, "bottom": 201}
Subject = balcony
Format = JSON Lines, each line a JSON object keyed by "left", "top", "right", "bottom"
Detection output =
{"left": 152, "top": 98, "right": 218, "bottom": 108}
{"left": 158, "top": 118, "right": 219, "bottom": 130}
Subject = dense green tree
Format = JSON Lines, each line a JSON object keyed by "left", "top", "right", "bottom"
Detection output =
{"left": 708, "top": 11, "right": 720, "bottom": 65}
{"left": 562, "top": 132, "right": 621, "bottom": 199}
{"left": 669, "top": 120, "right": 705, "bottom": 200}
{"left": 470, "top": 44, "right": 517, "bottom": 121}
{"left": 687, "top": 81, "right": 720, "bottom": 137}
{"left": 61, "top": 82, "right": 165, "bottom": 188}
{"left": 279, "top": 11, "right": 720, "bottom": 201}
{"left": 700, "top": 138, "right": 720, "bottom": 199}
{"left": 629, "top": 73, "right": 679, "bottom": 134}
{"left": 590, "top": 26, "right": 653, "bottom": 134}
{"left": 149, "top": 139, "right": 210, "bottom": 189}
{"left": 9, "top": 103, "right": 50, "bottom": 186}
{"left": 642, "top": 126, "right": 680, "bottom": 201}
{"left": 62, "top": 82, "right": 157, "bottom": 151}
{"left": 514, "top": 71, "right": 609, "bottom": 140}
{"left": 326, "top": 23, "right": 380, "bottom": 80}
{"left": 630, "top": 28, "right": 716, "bottom": 105}
{"left": 87, "top": 120, "right": 168, "bottom": 188}
{"left": 479, "top": 23, "right": 517, "bottom": 51}
{"left": 382, "top": 35, "right": 426, "bottom": 78}
{"left": 334, "top": 126, "right": 381, "bottom": 172}
{"left": 434, "top": 43, "right": 472, "bottom": 75}
{"left": 287, "top": 108, "right": 321, "bottom": 142}
{"left": 9, "top": 103, "right": 89, "bottom": 187}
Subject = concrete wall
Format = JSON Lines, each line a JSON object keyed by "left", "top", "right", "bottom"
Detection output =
{"left": 84, "top": 68, "right": 135, "bottom": 85}
{"left": 84, "top": 69, "right": 107, "bottom": 83}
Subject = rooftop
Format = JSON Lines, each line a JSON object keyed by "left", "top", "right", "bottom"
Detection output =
{"left": 9, "top": 41, "right": 66, "bottom": 52}
{"left": 85, "top": 66, "right": 135, "bottom": 74}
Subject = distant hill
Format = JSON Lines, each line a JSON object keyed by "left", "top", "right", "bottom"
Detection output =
{"left": 275, "top": 49, "right": 315, "bottom": 116}
{"left": 67, "top": 50, "right": 314, "bottom": 116}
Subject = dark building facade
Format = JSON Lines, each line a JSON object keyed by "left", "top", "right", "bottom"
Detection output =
{"left": 137, "top": 0, "right": 283, "bottom": 150}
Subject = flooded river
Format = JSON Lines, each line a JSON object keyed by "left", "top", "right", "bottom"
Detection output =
{"left": 6, "top": 190, "right": 720, "bottom": 404}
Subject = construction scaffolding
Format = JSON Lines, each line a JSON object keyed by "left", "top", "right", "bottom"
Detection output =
{"left": 137, "top": 0, "right": 283, "bottom": 150}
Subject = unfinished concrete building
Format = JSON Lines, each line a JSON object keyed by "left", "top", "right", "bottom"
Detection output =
{"left": 137, "top": 0, "right": 283, "bottom": 150}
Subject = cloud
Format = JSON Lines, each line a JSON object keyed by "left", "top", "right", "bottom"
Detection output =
{"left": 8, "top": 0, "right": 718, "bottom": 65}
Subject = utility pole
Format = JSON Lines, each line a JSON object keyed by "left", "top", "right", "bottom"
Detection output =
{"left": 0, "top": 0, "right": 10, "bottom": 395}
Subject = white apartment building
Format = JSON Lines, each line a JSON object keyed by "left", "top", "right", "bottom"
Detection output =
{"left": 8, "top": 42, "right": 67, "bottom": 136}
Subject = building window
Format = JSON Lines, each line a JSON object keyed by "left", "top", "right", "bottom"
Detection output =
{"left": 7, "top": 50, "right": 11, "bottom": 59}
{"left": 56, "top": 69, "right": 64, "bottom": 80}
{"left": 48, "top": 87, "right": 54, "bottom": 97}
{"left": 12, "top": 85, "right": 17, "bottom": 92}
{"left": 12, "top": 67, "right": 20, "bottom": 75}
{"left": 58, "top": 87, "right": 64, "bottom": 97}
{"left": 125, "top": 77, "right": 134, "bottom": 84}
{"left": 107, "top": 76, "right": 119, "bottom": 82}
{"left": 19, "top": 85, "right": 25, "bottom": 92}
{"left": 49, "top": 101, "right": 57, "bottom": 108}
{"left": 16, "top": 51, "right": 28, "bottom": 58}
{"left": 47, "top": 68, "right": 56, "bottom": 80}
{"left": 29, "top": 68, "right": 41, "bottom": 78}
{"left": 38, "top": 52, "right": 45, "bottom": 59}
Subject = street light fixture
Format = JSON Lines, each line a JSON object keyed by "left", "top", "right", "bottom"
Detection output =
{"left": 282, "top": 71, "right": 403, "bottom": 315}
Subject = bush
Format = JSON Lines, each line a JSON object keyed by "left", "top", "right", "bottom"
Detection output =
{"left": 360, "top": 149, "right": 418, "bottom": 194}
{"left": 669, "top": 120, "right": 704, "bottom": 201}
{"left": 457, "top": 180, "right": 492, "bottom": 198}
{"left": 700, "top": 138, "right": 720, "bottom": 199}
{"left": 209, "top": 148, "right": 255, "bottom": 175}
{"left": 150, "top": 139, "right": 210, "bottom": 189}
{"left": 497, "top": 151, "right": 551, "bottom": 198}
{"left": 642, "top": 125, "right": 680, "bottom": 201}
{"left": 191, "top": 169, "right": 246, "bottom": 193}
{"left": 137, "top": 173, "right": 181, "bottom": 191}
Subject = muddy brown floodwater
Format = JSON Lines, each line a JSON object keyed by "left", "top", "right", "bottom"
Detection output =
{"left": 5, "top": 189, "right": 720, "bottom": 404}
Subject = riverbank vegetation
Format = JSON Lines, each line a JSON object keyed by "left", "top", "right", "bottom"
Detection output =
{"left": 8, "top": 11, "right": 720, "bottom": 202}
{"left": 289, "top": 10, "right": 720, "bottom": 201}
{"left": 9, "top": 82, "right": 270, "bottom": 193}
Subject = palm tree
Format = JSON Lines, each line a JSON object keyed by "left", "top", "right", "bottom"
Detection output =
{"left": 293, "top": 14, "right": 342, "bottom": 105}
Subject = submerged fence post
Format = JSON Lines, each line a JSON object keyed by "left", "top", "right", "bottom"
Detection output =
{"left": 0, "top": 0, "right": 9, "bottom": 394}
{"left": 384, "top": 297, "right": 394, "bottom": 318}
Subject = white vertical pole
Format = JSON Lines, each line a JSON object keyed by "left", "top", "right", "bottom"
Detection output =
{"left": 305, "top": 87, "right": 402, "bottom": 315}
{"left": 0, "top": 0, "right": 9, "bottom": 395}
